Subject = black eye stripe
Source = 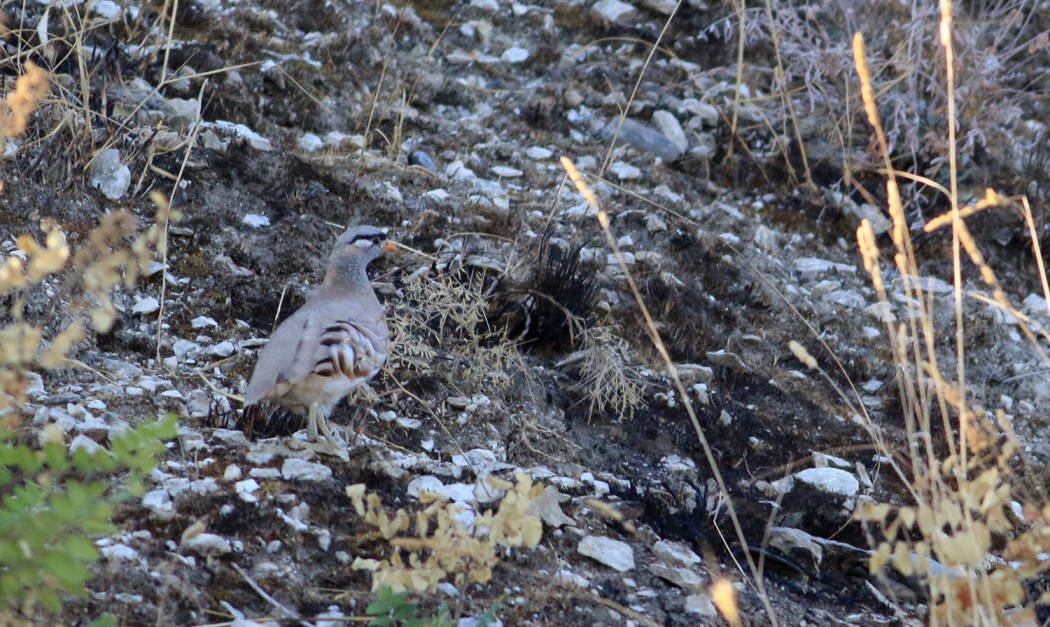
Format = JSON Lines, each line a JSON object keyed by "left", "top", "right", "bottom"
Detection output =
{"left": 349, "top": 232, "right": 386, "bottom": 244}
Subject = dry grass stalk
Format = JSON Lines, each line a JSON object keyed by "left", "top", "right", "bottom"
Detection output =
{"left": 852, "top": 11, "right": 1050, "bottom": 621}
{"left": 561, "top": 156, "right": 760, "bottom": 623}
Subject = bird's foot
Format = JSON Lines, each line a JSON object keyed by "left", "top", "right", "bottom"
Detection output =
{"left": 290, "top": 437, "right": 350, "bottom": 462}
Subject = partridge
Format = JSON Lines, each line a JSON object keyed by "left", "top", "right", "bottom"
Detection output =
{"left": 244, "top": 225, "right": 394, "bottom": 448}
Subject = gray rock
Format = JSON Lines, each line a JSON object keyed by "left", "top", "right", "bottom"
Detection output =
{"left": 592, "top": 0, "right": 637, "bottom": 22}
{"left": 648, "top": 562, "right": 704, "bottom": 591}
{"left": 794, "top": 257, "right": 856, "bottom": 275}
{"left": 281, "top": 459, "right": 332, "bottom": 482}
{"left": 653, "top": 539, "right": 702, "bottom": 566}
{"left": 684, "top": 591, "right": 718, "bottom": 616}
{"left": 529, "top": 485, "right": 574, "bottom": 527}
{"left": 90, "top": 148, "right": 131, "bottom": 200}
{"left": 652, "top": 110, "right": 688, "bottom": 153}
{"left": 183, "top": 532, "right": 232, "bottom": 556}
{"left": 768, "top": 526, "right": 824, "bottom": 575}
{"left": 578, "top": 535, "right": 634, "bottom": 572}
{"left": 601, "top": 119, "right": 682, "bottom": 162}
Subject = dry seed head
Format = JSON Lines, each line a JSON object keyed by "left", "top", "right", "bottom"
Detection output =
{"left": 39, "top": 321, "right": 84, "bottom": 368}
{"left": 0, "top": 60, "right": 49, "bottom": 140}
{"left": 0, "top": 323, "right": 42, "bottom": 365}
{"left": 0, "top": 256, "right": 27, "bottom": 292}
{"left": 788, "top": 340, "right": 818, "bottom": 370}
{"left": 711, "top": 578, "right": 740, "bottom": 627}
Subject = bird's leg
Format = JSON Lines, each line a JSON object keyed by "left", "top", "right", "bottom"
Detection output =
{"left": 316, "top": 411, "right": 345, "bottom": 447}
{"left": 307, "top": 404, "right": 319, "bottom": 441}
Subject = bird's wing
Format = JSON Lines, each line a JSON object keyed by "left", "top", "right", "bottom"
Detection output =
{"left": 244, "top": 299, "right": 387, "bottom": 404}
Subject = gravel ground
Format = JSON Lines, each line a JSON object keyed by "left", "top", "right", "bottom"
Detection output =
{"left": 2, "top": 0, "right": 1049, "bottom": 625}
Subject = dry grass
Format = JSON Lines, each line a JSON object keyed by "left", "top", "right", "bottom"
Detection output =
{"left": 389, "top": 262, "right": 529, "bottom": 391}
{"left": 845, "top": 8, "right": 1050, "bottom": 621}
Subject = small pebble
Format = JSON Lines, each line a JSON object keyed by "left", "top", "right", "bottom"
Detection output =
{"left": 409, "top": 151, "right": 437, "bottom": 172}
{"left": 501, "top": 47, "right": 529, "bottom": 63}
{"left": 131, "top": 296, "right": 160, "bottom": 315}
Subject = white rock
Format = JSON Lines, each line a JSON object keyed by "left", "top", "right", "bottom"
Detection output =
{"left": 661, "top": 454, "right": 696, "bottom": 473}
{"left": 470, "top": 0, "right": 499, "bottom": 10}
{"left": 646, "top": 214, "right": 668, "bottom": 233}
{"left": 649, "top": 563, "right": 704, "bottom": 591}
{"left": 90, "top": 148, "right": 131, "bottom": 200}
{"left": 249, "top": 467, "right": 282, "bottom": 480}
{"left": 683, "top": 99, "right": 720, "bottom": 126}
{"left": 164, "top": 98, "right": 200, "bottom": 128}
{"left": 554, "top": 569, "right": 590, "bottom": 588}
{"left": 592, "top": 0, "right": 637, "bottom": 22}
{"left": 172, "top": 339, "right": 201, "bottom": 359}
{"left": 684, "top": 591, "right": 718, "bottom": 616}
{"left": 500, "top": 47, "right": 529, "bottom": 63}
{"left": 70, "top": 434, "right": 104, "bottom": 455}
{"left": 99, "top": 543, "right": 139, "bottom": 561}
{"left": 236, "top": 479, "right": 260, "bottom": 503}
{"left": 753, "top": 225, "right": 777, "bottom": 251}
{"left": 142, "top": 489, "right": 174, "bottom": 517}
{"left": 407, "top": 475, "right": 444, "bottom": 499}
{"left": 297, "top": 133, "right": 323, "bottom": 152}
{"left": 206, "top": 341, "right": 236, "bottom": 358}
{"left": 131, "top": 296, "right": 160, "bottom": 315}
{"left": 608, "top": 162, "right": 642, "bottom": 180}
{"left": 529, "top": 485, "right": 574, "bottom": 527}
{"left": 653, "top": 540, "right": 702, "bottom": 566}
{"left": 191, "top": 316, "right": 218, "bottom": 329}
{"left": 242, "top": 213, "right": 271, "bottom": 228}
{"left": 446, "top": 160, "right": 477, "bottom": 180}
{"left": 24, "top": 371, "right": 45, "bottom": 400}
{"left": 451, "top": 448, "right": 499, "bottom": 469}
{"left": 794, "top": 257, "right": 856, "bottom": 275}
{"left": 281, "top": 459, "right": 332, "bottom": 482}
{"left": 652, "top": 110, "right": 688, "bottom": 153}
{"left": 91, "top": 0, "right": 124, "bottom": 19}
{"left": 823, "top": 289, "right": 866, "bottom": 309}
{"left": 638, "top": 0, "right": 677, "bottom": 14}
{"left": 578, "top": 535, "right": 634, "bottom": 572}
{"left": 224, "top": 464, "right": 243, "bottom": 481}
{"left": 432, "top": 482, "right": 477, "bottom": 504}
{"left": 183, "top": 533, "right": 232, "bottom": 556}
{"left": 788, "top": 467, "right": 860, "bottom": 509}
{"left": 768, "top": 526, "right": 823, "bottom": 568}
{"left": 526, "top": 146, "right": 553, "bottom": 160}
{"left": 490, "top": 165, "right": 523, "bottom": 178}
{"left": 1023, "top": 293, "right": 1048, "bottom": 316}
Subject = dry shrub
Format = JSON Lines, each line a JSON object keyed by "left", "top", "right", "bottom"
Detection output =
{"left": 349, "top": 473, "right": 544, "bottom": 593}
{"left": 390, "top": 264, "right": 528, "bottom": 390}
{"left": 708, "top": 0, "right": 1047, "bottom": 215}
{"left": 0, "top": 194, "right": 181, "bottom": 414}
{"left": 564, "top": 325, "right": 646, "bottom": 422}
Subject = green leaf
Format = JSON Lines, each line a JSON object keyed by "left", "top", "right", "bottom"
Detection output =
{"left": 87, "top": 613, "right": 118, "bottom": 627}
{"left": 42, "top": 441, "right": 68, "bottom": 471}
{"left": 64, "top": 535, "right": 100, "bottom": 562}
